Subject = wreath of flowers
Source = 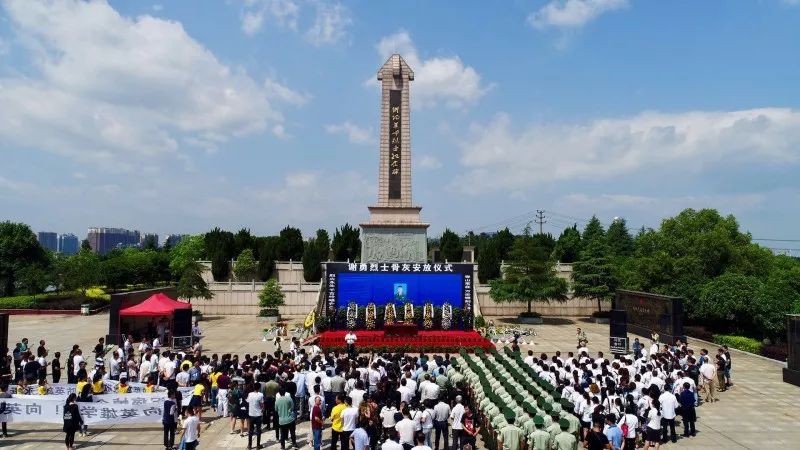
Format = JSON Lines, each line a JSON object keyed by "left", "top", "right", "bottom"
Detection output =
{"left": 441, "top": 302, "right": 453, "bottom": 330}
{"left": 385, "top": 303, "right": 396, "bottom": 325}
{"left": 366, "top": 303, "right": 377, "bottom": 330}
{"left": 423, "top": 303, "right": 434, "bottom": 329}
{"left": 346, "top": 301, "right": 358, "bottom": 330}
{"left": 403, "top": 302, "right": 414, "bottom": 323}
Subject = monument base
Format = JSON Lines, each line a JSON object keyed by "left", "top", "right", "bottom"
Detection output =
{"left": 361, "top": 205, "right": 429, "bottom": 262}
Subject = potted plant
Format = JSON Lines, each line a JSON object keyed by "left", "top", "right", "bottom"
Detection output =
{"left": 257, "top": 279, "right": 285, "bottom": 324}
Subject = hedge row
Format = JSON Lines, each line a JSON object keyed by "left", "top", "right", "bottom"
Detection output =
{"left": 712, "top": 334, "right": 763, "bottom": 354}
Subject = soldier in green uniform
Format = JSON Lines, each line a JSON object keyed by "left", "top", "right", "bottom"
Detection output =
{"left": 553, "top": 418, "right": 578, "bottom": 450}
{"left": 498, "top": 410, "right": 524, "bottom": 450}
{"left": 546, "top": 410, "right": 562, "bottom": 443}
{"left": 529, "top": 415, "right": 552, "bottom": 450}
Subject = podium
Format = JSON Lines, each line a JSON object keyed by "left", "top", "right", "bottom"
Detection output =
{"left": 384, "top": 323, "right": 418, "bottom": 337}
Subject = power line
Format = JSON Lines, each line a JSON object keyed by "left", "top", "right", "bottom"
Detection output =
{"left": 753, "top": 238, "right": 800, "bottom": 243}
{"left": 534, "top": 210, "right": 547, "bottom": 234}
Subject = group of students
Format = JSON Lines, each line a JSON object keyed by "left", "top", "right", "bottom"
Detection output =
{"left": 509, "top": 334, "right": 734, "bottom": 449}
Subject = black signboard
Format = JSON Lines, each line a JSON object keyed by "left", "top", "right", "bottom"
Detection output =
{"left": 388, "top": 89, "right": 402, "bottom": 200}
{"left": 172, "top": 336, "right": 192, "bottom": 349}
{"left": 610, "top": 336, "right": 628, "bottom": 355}
{"left": 614, "top": 290, "right": 685, "bottom": 344}
{"left": 784, "top": 315, "right": 800, "bottom": 386}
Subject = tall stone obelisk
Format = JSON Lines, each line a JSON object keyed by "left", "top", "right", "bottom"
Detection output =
{"left": 360, "top": 54, "right": 429, "bottom": 262}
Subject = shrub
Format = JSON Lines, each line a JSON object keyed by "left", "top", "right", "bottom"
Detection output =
{"left": 712, "top": 334, "right": 763, "bottom": 354}
{"left": 474, "top": 315, "right": 486, "bottom": 328}
{"left": 685, "top": 325, "right": 714, "bottom": 342}
{"left": 760, "top": 344, "right": 788, "bottom": 362}
{"left": 0, "top": 295, "right": 37, "bottom": 309}
{"left": 519, "top": 311, "right": 542, "bottom": 318}
{"left": 258, "top": 308, "right": 280, "bottom": 317}
{"left": 85, "top": 287, "right": 110, "bottom": 300}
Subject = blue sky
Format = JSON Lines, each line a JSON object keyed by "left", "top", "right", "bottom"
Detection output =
{"left": 1, "top": 0, "right": 799, "bottom": 251}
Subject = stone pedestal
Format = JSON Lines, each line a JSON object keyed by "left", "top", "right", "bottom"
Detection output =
{"left": 361, "top": 206, "right": 428, "bottom": 262}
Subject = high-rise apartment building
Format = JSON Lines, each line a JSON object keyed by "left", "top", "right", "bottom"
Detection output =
{"left": 58, "top": 233, "right": 80, "bottom": 255}
{"left": 37, "top": 231, "right": 58, "bottom": 252}
{"left": 87, "top": 227, "right": 141, "bottom": 255}
{"left": 140, "top": 233, "right": 159, "bottom": 249}
{"left": 164, "top": 234, "right": 188, "bottom": 248}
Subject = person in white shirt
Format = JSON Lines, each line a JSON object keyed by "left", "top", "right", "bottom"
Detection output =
{"left": 699, "top": 359, "right": 717, "bottom": 403}
{"left": 181, "top": 407, "right": 200, "bottom": 450}
{"left": 449, "top": 395, "right": 465, "bottom": 449}
{"left": 72, "top": 351, "right": 84, "bottom": 376}
{"left": 524, "top": 350, "right": 535, "bottom": 368}
{"left": 395, "top": 410, "right": 416, "bottom": 447}
{"left": 617, "top": 408, "right": 639, "bottom": 450}
{"left": 382, "top": 430, "right": 404, "bottom": 450}
{"left": 345, "top": 332, "right": 357, "bottom": 357}
{"left": 658, "top": 390, "right": 679, "bottom": 443}
{"left": 139, "top": 358, "right": 152, "bottom": 383}
{"left": 420, "top": 401, "right": 435, "bottom": 448}
{"left": 397, "top": 378, "right": 414, "bottom": 404}
{"left": 410, "top": 431, "right": 433, "bottom": 450}
{"left": 643, "top": 399, "right": 662, "bottom": 450}
{"left": 349, "top": 380, "right": 367, "bottom": 410}
{"left": 246, "top": 383, "right": 265, "bottom": 449}
{"left": 380, "top": 401, "right": 399, "bottom": 437}
{"left": 341, "top": 397, "right": 359, "bottom": 437}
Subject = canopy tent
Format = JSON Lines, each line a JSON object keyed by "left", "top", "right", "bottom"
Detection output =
{"left": 119, "top": 293, "right": 190, "bottom": 317}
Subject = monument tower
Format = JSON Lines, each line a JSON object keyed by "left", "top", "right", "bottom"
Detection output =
{"left": 360, "top": 54, "right": 429, "bottom": 262}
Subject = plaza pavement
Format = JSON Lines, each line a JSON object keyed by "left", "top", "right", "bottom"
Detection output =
{"left": 4, "top": 313, "right": 799, "bottom": 449}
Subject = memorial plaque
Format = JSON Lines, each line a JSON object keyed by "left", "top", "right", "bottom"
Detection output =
{"left": 172, "top": 336, "right": 192, "bottom": 349}
{"left": 614, "top": 290, "right": 685, "bottom": 344}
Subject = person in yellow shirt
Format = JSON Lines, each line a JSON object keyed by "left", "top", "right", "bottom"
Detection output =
{"left": 209, "top": 370, "right": 221, "bottom": 411}
{"left": 329, "top": 394, "right": 346, "bottom": 450}
{"left": 190, "top": 381, "right": 206, "bottom": 420}
{"left": 117, "top": 376, "right": 130, "bottom": 394}
{"left": 75, "top": 378, "right": 89, "bottom": 399}
{"left": 91, "top": 374, "right": 104, "bottom": 395}
{"left": 15, "top": 379, "right": 26, "bottom": 395}
{"left": 144, "top": 378, "right": 156, "bottom": 393}
{"left": 37, "top": 380, "right": 48, "bottom": 395}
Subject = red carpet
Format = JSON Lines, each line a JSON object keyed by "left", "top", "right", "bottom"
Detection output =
{"left": 318, "top": 330, "right": 494, "bottom": 352}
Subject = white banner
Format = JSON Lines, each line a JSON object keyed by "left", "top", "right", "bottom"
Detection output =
{"left": 8, "top": 381, "right": 167, "bottom": 396}
{"left": 0, "top": 396, "right": 164, "bottom": 424}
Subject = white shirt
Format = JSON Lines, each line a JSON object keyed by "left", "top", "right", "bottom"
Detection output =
{"left": 345, "top": 333, "right": 357, "bottom": 345}
{"left": 433, "top": 402, "right": 450, "bottom": 421}
{"left": 398, "top": 385, "right": 414, "bottom": 404}
{"left": 247, "top": 391, "right": 264, "bottom": 417}
{"left": 381, "top": 406, "right": 398, "bottom": 427}
{"left": 349, "top": 389, "right": 366, "bottom": 409}
{"left": 450, "top": 403, "right": 465, "bottom": 430}
{"left": 617, "top": 413, "right": 638, "bottom": 438}
{"left": 419, "top": 381, "right": 440, "bottom": 401}
{"left": 341, "top": 406, "right": 359, "bottom": 432}
{"left": 382, "top": 440, "right": 404, "bottom": 450}
{"left": 396, "top": 418, "right": 416, "bottom": 444}
{"left": 700, "top": 363, "right": 716, "bottom": 381}
{"left": 72, "top": 355, "right": 84, "bottom": 375}
{"left": 411, "top": 446, "right": 433, "bottom": 450}
{"left": 646, "top": 408, "right": 661, "bottom": 430}
{"left": 658, "top": 391, "right": 679, "bottom": 420}
{"left": 183, "top": 415, "right": 200, "bottom": 442}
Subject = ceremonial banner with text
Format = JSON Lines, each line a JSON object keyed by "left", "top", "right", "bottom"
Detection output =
{"left": 0, "top": 396, "right": 164, "bottom": 424}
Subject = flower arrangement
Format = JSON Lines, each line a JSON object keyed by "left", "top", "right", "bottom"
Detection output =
{"left": 366, "top": 303, "right": 377, "bottom": 330}
{"left": 441, "top": 302, "right": 453, "bottom": 330}
{"left": 403, "top": 302, "right": 414, "bottom": 323}
{"left": 423, "top": 303, "right": 434, "bottom": 329}
{"left": 385, "top": 303, "right": 396, "bottom": 325}
{"left": 346, "top": 301, "right": 358, "bottom": 330}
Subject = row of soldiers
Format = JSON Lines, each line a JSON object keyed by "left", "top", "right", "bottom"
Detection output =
{"left": 447, "top": 347, "right": 581, "bottom": 450}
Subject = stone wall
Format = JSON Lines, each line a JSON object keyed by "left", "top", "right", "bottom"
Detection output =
{"left": 188, "top": 262, "right": 320, "bottom": 319}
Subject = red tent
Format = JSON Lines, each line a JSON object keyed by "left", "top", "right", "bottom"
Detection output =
{"left": 119, "top": 293, "right": 190, "bottom": 316}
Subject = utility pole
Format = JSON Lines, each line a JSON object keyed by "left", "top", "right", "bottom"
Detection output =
{"left": 534, "top": 210, "right": 547, "bottom": 234}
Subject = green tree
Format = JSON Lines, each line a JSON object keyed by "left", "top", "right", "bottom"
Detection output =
{"left": 204, "top": 228, "right": 235, "bottom": 281}
{"left": 0, "top": 221, "right": 48, "bottom": 296}
{"left": 695, "top": 272, "right": 762, "bottom": 334}
{"left": 754, "top": 273, "right": 800, "bottom": 339}
{"left": 489, "top": 226, "right": 568, "bottom": 315}
{"left": 62, "top": 249, "right": 101, "bottom": 294}
{"left": 606, "top": 218, "right": 634, "bottom": 257}
{"left": 276, "top": 226, "right": 304, "bottom": 261}
{"left": 234, "top": 248, "right": 258, "bottom": 281}
{"left": 176, "top": 261, "right": 212, "bottom": 301}
{"left": 80, "top": 239, "right": 92, "bottom": 252}
{"left": 572, "top": 239, "right": 618, "bottom": 312}
{"left": 315, "top": 229, "right": 331, "bottom": 261}
{"left": 331, "top": 223, "right": 361, "bottom": 261}
{"left": 258, "top": 278, "right": 285, "bottom": 316}
{"left": 141, "top": 235, "right": 159, "bottom": 250}
{"left": 101, "top": 255, "right": 132, "bottom": 291}
{"left": 581, "top": 216, "right": 606, "bottom": 246}
{"left": 552, "top": 225, "right": 581, "bottom": 263}
{"left": 17, "top": 263, "right": 51, "bottom": 298}
{"left": 494, "top": 227, "right": 515, "bottom": 261}
{"left": 477, "top": 236, "right": 501, "bottom": 283}
{"left": 234, "top": 228, "right": 255, "bottom": 256}
{"left": 169, "top": 235, "right": 205, "bottom": 278}
{"left": 255, "top": 236, "right": 278, "bottom": 280}
{"left": 302, "top": 238, "right": 323, "bottom": 282}
{"left": 440, "top": 228, "right": 463, "bottom": 262}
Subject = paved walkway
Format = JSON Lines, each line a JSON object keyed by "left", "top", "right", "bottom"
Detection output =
{"left": 4, "top": 313, "right": 799, "bottom": 449}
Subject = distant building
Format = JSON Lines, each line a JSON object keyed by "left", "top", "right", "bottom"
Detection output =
{"left": 87, "top": 227, "right": 141, "bottom": 255}
{"left": 164, "top": 234, "right": 188, "bottom": 248}
{"left": 37, "top": 231, "right": 58, "bottom": 252}
{"left": 140, "top": 233, "right": 159, "bottom": 249}
{"left": 58, "top": 233, "right": 79, "bottom": 255}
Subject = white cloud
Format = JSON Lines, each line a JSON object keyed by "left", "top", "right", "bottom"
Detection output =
{"left": 0, "top": 0, "right": 286, "bottom": 171}
{"left": 529, "top": 0, "right": 628, "bottom": 30}
{"left": 305, "top": 2, "right": 351, "bottom": 46}
{"left": 264, "top": 78, "right": 311, "bottom": 106}
{"left": 152, "top": 4, "right": 163, "bottom": 12}
{"left": 373, "top": 31, "right": 492, "bottom": 108}
{"left": 325, "top": 122, "right": 372, "bottom": 145}
{"left": 418, "top": 155, "right": 442, "bottom": 170}
{"left": 240, "top": 0, "right": 299, "bottom": 35}
{"left": 455, "top": 108, "right": 800, "bottom": 194}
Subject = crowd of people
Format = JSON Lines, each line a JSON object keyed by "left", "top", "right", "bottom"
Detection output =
{"left": 0, "top": 324, "right": 735, "bottom": 450}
